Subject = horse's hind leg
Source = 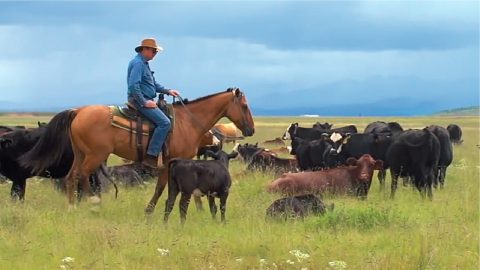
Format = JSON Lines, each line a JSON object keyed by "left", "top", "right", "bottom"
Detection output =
{"left": 65, "top": 152, "right": 84, "bottom": 207}
{"left": 145, "top": 168, "right": 168, "bottom": 214}
{"left": 79, "top": 153, "right": 110, "bottom": 204}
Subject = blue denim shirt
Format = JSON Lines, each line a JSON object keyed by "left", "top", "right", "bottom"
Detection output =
{"left": 127, "top": 53, "right": 169, "bottom": 107}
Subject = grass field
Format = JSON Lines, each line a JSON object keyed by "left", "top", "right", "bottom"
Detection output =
{"left": 0, "top": 115, "right": 478, "bottom": 269}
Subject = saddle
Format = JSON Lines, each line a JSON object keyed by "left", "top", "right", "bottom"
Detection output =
{"left": 109, "top": 98, "right": 175, "bottom": 161}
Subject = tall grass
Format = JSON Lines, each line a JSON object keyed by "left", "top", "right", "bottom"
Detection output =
{"left": 0, "top": 115, "right": 478, "bottom": 269}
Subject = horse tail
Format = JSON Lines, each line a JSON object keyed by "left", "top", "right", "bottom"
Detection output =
{"left": 19, "top": 109, "right": 77, "bottom": 174}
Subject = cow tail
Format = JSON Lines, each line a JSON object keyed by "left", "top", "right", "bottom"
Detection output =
{"left": 167, "top": 158, "right": 181, "bottom": 189}
{"left": 19, "top": 109, "right": 77, "bottom": 174}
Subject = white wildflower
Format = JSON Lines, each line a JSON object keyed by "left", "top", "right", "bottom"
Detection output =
{"left": 301, "top": 268, "right": 309, "bottom": 270}
{"left": 272, "top": 262, "right": 278, "bottom": 269}
{"left": 329, "top": 260, "right": 347, "bottom": 269}
{"left": 157, "top": 248, "right": 170, "bottom": 256}
{"left": 61, "top": 257, "right": 75, "bottom": 263}
{"left": 235, "top": 258, "right": 243, "bottom": 262}
{"left": 286, "top": 259, "right": 295, "bottom": 265}
{"left": 260, "top": 258, "right": 267, "bottom": 264}
{"left": 59, "top": 265, "right": 67, "bottom": 270}
{"left": 289, "top": 249, "right": 310, "bottom": 262}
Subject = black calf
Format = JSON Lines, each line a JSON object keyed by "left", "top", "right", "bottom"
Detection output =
{"left": 266, "top": 194, "right": 332, "bottom": 220}
{"left": 164, "top": 150, "right": 238, "bottom": 224}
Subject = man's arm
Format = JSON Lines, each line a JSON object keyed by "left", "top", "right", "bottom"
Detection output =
{"left": 155, "top": 82, "right": 170, "bottom": 95}
{"left": 128, "top": 62, "right": 148, "bottom": 107}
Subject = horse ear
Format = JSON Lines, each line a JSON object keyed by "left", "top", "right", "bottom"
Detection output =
{"left": 234, "top": 88, "right": 242, "bottom": 97}
{"left": 346, "top": 157, "right": 357, "bottom": 166}
{"left": 374, "top": 160, "right": 384, "bottom": 170}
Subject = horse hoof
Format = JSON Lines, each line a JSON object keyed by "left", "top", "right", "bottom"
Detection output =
{"left": 89, "top": 195, "right": 102, "bottom": 205}
{"left": 145, "top": 207, "right": 154, "bottom": 215}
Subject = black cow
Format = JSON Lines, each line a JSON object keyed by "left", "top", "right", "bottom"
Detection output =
{"left": 313, "top": 123, "right": 358, "bottom": 135}
{"left": 386, "top": 128, "right": 440, "bottom": 199}
{"left": 447, "top": 124, "right": 463, "bottom": 144}
{"left": 312, "top": 122, "right": 333, "bottom": 130}
{"left": 234, "top": 143, "right": 270, "bottom": 163}
{"left": 266, "top": 194, "right": 332, "bottom": 220}
{"left": 427, "top": 125, "right": 453, "bottom": 188}
{"left": 328, "top": 133, "right": 394, "bottom": 189}
{"left": 108, "top": 162, "right": 160, "bottom": 187}
{"left": 291, "top": 136, "right": 336, "bottom": 171}
{"left": 0, "top": 126, "right": 105, "bottom": 200}
{"left": 283, "top": 123, "right": 357, "bottom": 142}
{"left": 364, "top": 121, "right": 403, "bottom": 135}
{"left": 164, "top": 150, "right": 238, "bottom": 224}
{"left": 235, "top": 143, "right": 295, "bottom": 173}
{"left": 197, "top": 144, "right": 222, "bottom": 160}
{"left": 281, "top": 123, "right": 329, "bottom": 140}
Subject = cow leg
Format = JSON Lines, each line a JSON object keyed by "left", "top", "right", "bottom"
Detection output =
{"left": 432, "top": 167, "right": 440, "bottom": 189}
{"left": 10, "top": 178, "right": 26, "bottom": 201}
{"left": 219, "top": 193, "right": 228, "bottom": 224}
{"left": 439, "top": 166, "right": 446, "bottom": 189}
{"left": 426, "top": 170, "right": 434, "bottom": 200}
{"left": 163, "top": 182, "right": 179, "bottom": 224}
{"left": 194, "top": 196, "right": 204, "bottom": 211}
{"left": 402, "top": 176, "right": 410, "bottom": 187}
{"left": 145, "top": 168, "right": 168, "bottom": 215}
{"left": 179, "top": 193, "right": 192, "bottom": 225}
{"left": 208, "top": 195, "right": 217, "bottom": 220}
{"left": 377, "top": 169, "right": 386, "bottom": 191}
{"left": 390, "top": 170, "right": 399, "bottom": 199}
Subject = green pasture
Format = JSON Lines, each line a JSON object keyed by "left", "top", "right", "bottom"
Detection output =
{"left": 0, "top": 115, "right": 478, "bottom": 269}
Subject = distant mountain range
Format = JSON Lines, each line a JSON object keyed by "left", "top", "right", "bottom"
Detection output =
{"left": 1, "top": 74, "right": 478, "bottom": 116}
{"left": 251, "top": 101, "right": 479, "bottom": 116}
{"left": 433, "top": 106, "right": 479, "bottom": 116}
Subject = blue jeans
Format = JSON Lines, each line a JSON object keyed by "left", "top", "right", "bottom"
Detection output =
{"left": 137, "top": 106, "right": 171, "bottom": 157}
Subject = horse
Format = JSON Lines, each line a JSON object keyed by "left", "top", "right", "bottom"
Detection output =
{"left": 20, "top": 88, "right": 255, "bottom": 213}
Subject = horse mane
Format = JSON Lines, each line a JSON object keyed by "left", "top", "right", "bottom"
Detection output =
{"left": 173, "top": 87, "right": 239, "bottom": 106}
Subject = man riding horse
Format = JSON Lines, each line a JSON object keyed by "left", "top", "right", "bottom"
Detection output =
{"left": 127, "top": 38, "right": 180, "bottom": 168}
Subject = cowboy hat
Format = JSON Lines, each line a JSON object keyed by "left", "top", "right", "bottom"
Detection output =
{"left": 135, "top": 38, "right": 164, "bottom": 53}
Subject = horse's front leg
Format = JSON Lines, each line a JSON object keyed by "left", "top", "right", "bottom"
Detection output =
{"left": 145, "top": 167, "right": 168, "bottom": 214}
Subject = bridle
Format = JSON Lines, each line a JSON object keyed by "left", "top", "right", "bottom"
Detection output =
{"left": 232, "top": 90, "right": 251, "bottom": 134}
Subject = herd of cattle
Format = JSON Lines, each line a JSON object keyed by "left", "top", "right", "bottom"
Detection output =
{"left": 0, "top": 119, "right": 464, "bottom": 222}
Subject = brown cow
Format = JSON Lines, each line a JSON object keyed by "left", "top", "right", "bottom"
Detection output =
{"left": 212, "top": 123, "right": 244, "bottom": 144}
{"left": 267, "top": 154, "right": 383, "bottom": 199}
{"left": 197, "top": 131, "right": 222, "bottom": 159}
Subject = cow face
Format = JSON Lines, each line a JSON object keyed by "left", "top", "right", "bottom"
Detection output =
{"left": 282, "top": 123, "right": 298, "bottom": 140}
{"left": 346, "top": 154, "right": 384, "bottom": 199}
{"left": 225, "top": 88, "right": 255, "bottom": 137}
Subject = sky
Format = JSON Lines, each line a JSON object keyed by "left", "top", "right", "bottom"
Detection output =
{"left": 0, "top": 1, "right": 478, "bottom": 115}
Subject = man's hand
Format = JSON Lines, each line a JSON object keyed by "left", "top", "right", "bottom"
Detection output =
{"left": 144, "top": 100, "right": 157, "bottom": 108}
{"left": 168, "top": 89, "right": 180, "bottom": 97}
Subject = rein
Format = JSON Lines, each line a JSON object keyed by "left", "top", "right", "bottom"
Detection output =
{"left": 174, "top": 93, "right": 244, "bottom": 139}
{"left": 175, "top": 95, "right": 210, "bottom": 132}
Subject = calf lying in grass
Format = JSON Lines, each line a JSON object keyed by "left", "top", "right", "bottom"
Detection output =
{"left": 266, "top": 194, "right": 333, "bottom": 220}
{"left": 164, "top": 150, "right": 238, "bottom": 224}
